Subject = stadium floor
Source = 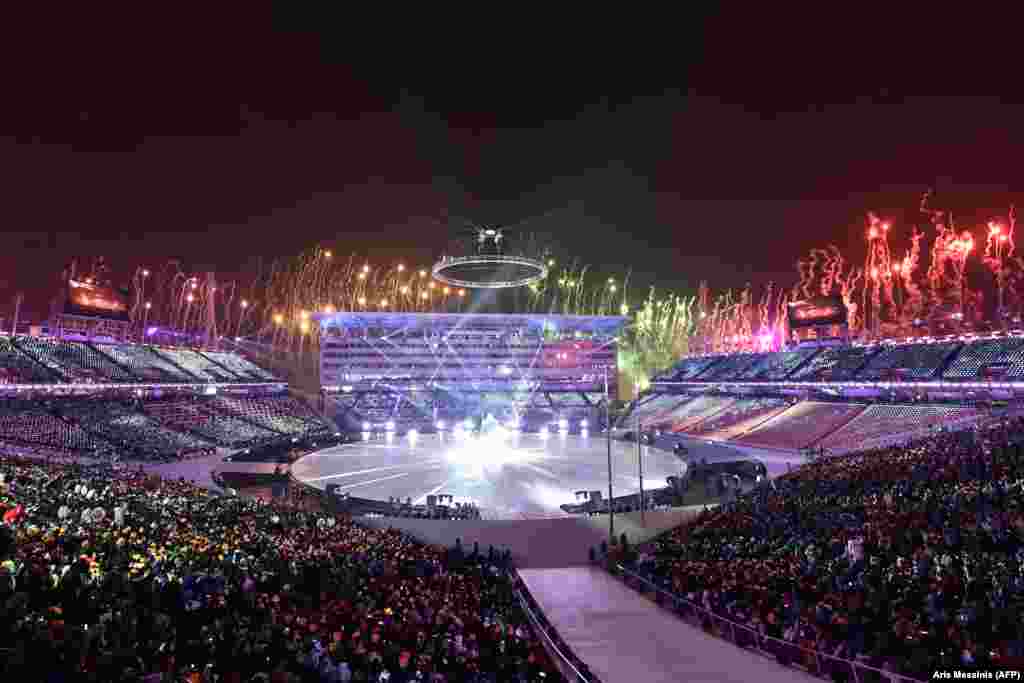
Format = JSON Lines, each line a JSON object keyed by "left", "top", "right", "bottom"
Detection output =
{"left": 290, "top": 430, "right": 797, "bottom": 520}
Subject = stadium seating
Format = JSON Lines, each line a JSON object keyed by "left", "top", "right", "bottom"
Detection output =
{"left": 152, "top": 347, "right": 242, "bottom": 383}
{"left": 147, "top": 401, "right": 277, "bottom": 447}
{"left": 734, "top": 347, "right": 821, "bottom": 380}
{"left": 654, "top": 354, "right": 724, "bottom": 381}
{"left": 90, "top": 343, "right": 197, "bottom": 382}
{"left": 816, "top": 403, "right": 981, "bottom": 452}
{"left": 0, "top": 458, "right": 570, "bottom": 682}
{"left": 0, "top": 337, "right": 60, "bottom": 384}
{"left": 0, "top": 400, "right": 106, "bottom": 453}
{"left": 683, "top": 397, "right": 791, "bottom": 440}
{"left": 617, "top": 419, "right": 1024, "bottom": 681}
{"left": 664, "top": 395, "right": 736, "bottom": 433}
{"left": 942, "top": 336, "right": 1024, "bottom": 379}
{"left": 734, "top": 401, "right": 865, "bottom": 449}
{"left": 619, "top": 394, "right": 692, "bottom": 428}
{"left": 0, "top": 337, "right": 282, "bottom": 385}
{"left": 213, "top": 395, "right": 331, "bottom": 437}
{"left": 12, "top": 336, "right": 137, "bottom": 384}
{"left": 59, "top": 400, "right": 210, "bottom": 457}
{"left": 786, "top": 345, "right": 880, "bottom": 381}
{"left": 201, "top": 349, "right": 280, "bottom": 381}
{"left": 698, "top": 353, "right": 766, "bottom": 381}
{"left": 855, "top": 340, "right": 962, "bottom": 380}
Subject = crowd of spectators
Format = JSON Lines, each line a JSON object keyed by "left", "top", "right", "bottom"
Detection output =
{"left": 0, "top": 456, "right": 567, "bottom": 682}
{"left": 618, "top": 418, "right": 1024, "bottom": 680}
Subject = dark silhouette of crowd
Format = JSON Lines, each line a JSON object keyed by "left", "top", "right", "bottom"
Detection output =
{"left": 0, "top": 457, "right": 566, "bottom": 682}
{"left": 621, "top": 418, "right": 1024, "bottom": 680}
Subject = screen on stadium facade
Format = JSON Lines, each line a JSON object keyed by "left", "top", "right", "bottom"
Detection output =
{"left": 63, "top": 280, "right": 132, "bottom": 322}
{"left": 315, "top": 312, "right": 626, "bottom": 395}
{"left": 787, "top": 295, "right": 848, "bottom": 329}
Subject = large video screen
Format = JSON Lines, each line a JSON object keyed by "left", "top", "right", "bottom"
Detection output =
{"left": 64, "top": 280, "right": 131, "bottom": 322}
{"left": 787, "top": 295, "right": 847, "bottom": 329}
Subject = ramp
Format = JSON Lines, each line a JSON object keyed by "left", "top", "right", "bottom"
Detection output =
{"left": 519, "top": 566, "right": 815, "bottom": 683}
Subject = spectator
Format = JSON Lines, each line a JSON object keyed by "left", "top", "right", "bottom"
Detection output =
{"left": 621, "top": 417, "right": 1024, "bottom": 680}
{"left": 0, "top": 455, "right": 566, "bottom": 682}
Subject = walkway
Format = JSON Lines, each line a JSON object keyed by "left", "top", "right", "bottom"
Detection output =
{"left": 519, "top": 566, "right": 814, "bottom": 683}
{"left": 361, "top": 507, "right": 705, "bottom": 568}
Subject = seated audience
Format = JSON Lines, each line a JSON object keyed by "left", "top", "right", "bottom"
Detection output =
{"left": 0, "top": 456, "right": 566, "bottom": 682}
{"left": 619, "top": 418, "right": 1024, "bottom": 679}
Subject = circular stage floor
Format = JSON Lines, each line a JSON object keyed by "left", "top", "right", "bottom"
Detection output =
{"left": 291, "top": 430, "right": 695, "bottom": 520}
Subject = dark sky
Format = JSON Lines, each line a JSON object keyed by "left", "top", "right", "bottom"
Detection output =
{"left": 3, "top": 6, "right": 1022, "bottom": 313}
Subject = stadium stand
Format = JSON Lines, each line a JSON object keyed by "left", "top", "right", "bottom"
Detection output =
{"left": 212, "top": 395, "right": 331, "bottom": 437}
{"left": 12, "top": 336, "right": 137, "bottom": 384}
{"left": 614, "top": 419, "right": 1024, "bottom": 681}
{"left": 653, "top": 354, "right": 723, "bottom": 381}
{"left": 0, "top": 337, "right": 60, "bottom": 384}
{"left": 816, "top": 403, "right": 982, "bottom": 452}
{"left": 683, "top": 397, "right": 792, "bottom": 440}
{"left": 618, "top": 394, "right": 691, "bottom": 428}
{"left": 663, "top": 395, "right": 735, "bottom": 433}
{"left": 152, "top": 347, "right": 243, "bottom": 383}
{"left": 734, "top": 347, "right": 820, "bottom": 381}
{"left": 855, "top": 340, "right": 962, "bottom": 380}
{"left": 0, "top": 458, "right": 572, "bottom": 682}
{"left": 786, "top": 345, "right": 881, "bottom": 381}
{"left": 91, "top": 343, "right": 199, "bottom": 383}
{"left": 201, "top": 349, "right": 280, "bottom": 381}
{"left": 141, "top": 396, "right": 308, "bottom": 448}
{"left": 59, "top": 400, "right": 211, "bottom": 457}
{"left": 942, "top": 336, "right": 1024, "bottom": 379}
{"left": 0, "top": 400, "right": 107, "bottom": 453}
{"left": 734, "top": 401, "right": 866, "bottom": 449}
{"left": 697, "top": 353, "right": 765, "bottom": 381}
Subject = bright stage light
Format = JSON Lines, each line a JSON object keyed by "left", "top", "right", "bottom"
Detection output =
{"left": 540, "top": 427, "right": 549, "bottom": 439}
{"left": 385, "top": 421, "right": 396, "bottom": 432}
{"left": 408, "top": 429, "right": 418, "bottom": 440}
{"left": 499, "top": 366, "right": 512, "bottom": 375}
{"left": 444, "top": 425, "right": 529, "bottom": 468}
{"left": 362, "top": 422, "right": 371, "bottom": 431}
{"left": 361, "top": 431, "right": 370, "bottom": 441}
{"left": 436, "top": 420, "right": 445, "bottom": 430}
{"left": 579, "top": 419, "right": 588, "bottom": 429}
{"left": 558, "top": 418, "right": 568, "bottom": 429}
{"left": 581, "top": 429, "right": 589, "bottom": 438}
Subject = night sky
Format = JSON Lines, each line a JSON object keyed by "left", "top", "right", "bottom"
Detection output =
{"left": 2, "top": 7, "right": 1022, "bottom": 313}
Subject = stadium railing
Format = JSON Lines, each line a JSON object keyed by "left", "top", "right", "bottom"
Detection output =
{"left": 605, "top": 561, "right": 923, "bottom": 683}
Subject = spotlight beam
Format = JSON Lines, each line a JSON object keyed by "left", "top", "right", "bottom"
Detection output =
{"left": 442, "top": 336, "right": 480, "bottom": 392}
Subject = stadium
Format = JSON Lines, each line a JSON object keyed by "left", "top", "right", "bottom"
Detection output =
{"left": 4, "top": 208, "right": 1024, "bottom": 683}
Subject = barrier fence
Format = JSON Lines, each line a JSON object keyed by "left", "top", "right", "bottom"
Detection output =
{"left": 609, "top": 561, "right": 924, "bottom": 683}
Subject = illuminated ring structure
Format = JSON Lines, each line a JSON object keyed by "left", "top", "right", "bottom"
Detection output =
{"left": 432, "top": 254, "right": 548, "bottom": 289}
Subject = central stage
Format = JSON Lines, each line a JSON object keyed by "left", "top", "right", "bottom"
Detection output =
{"left": 291, "top": 430, "right": 693, "bottom": 519}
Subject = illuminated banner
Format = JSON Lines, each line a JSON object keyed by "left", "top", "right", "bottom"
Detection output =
{"left": 787, "top": 295, "right": 847, "bottom": 330}
{"left": 64, "top": 280, "right": 131, "bottom": 322}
